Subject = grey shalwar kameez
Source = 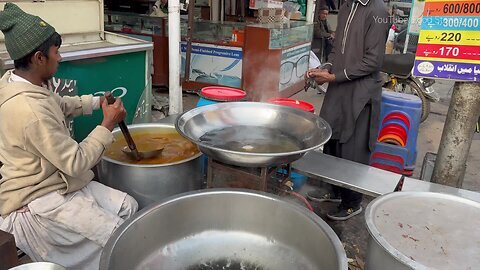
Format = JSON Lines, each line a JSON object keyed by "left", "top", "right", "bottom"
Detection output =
{"left": 319, "top": 0, "right": 389, "bottom": 208}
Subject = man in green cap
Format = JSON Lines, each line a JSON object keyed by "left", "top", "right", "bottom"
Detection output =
{"left": 0, "top": 3, "right": 138, "bottom": 269}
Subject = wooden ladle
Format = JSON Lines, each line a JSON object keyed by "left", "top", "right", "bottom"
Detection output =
{"left": 104, "top": 92, "right": 163, "bottom": 160}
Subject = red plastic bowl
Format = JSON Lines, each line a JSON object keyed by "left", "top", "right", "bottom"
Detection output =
{"left": 200, "top": 86, "right": 247, "bottom": 101}
{"left": 268, "top": 98, "right": 315, "bottom": 113}
{"left": 382, "top": 112, "right": 411, "bottom": 130}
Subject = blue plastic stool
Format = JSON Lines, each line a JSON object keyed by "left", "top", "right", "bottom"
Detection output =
{"left": 379, "top": 91, "right": 422, "bottom": 168}
{"left": 381, "top": 92, "right": 421, "bottom": 145}
{"left": 370, "top": 157, "right": 404, "bottom": 172}
{"left": 372, "top": 142, "right": 417, "bottom": 168}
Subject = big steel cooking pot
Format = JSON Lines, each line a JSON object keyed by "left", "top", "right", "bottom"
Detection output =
{"left": 100, "top": 189, "right": 348, "bottom": 270}
{"left": 97, "top": 123, "right": 203, "bottom": 209}
{"left": 365, "top": 191, "right": 480, "bottom": 270}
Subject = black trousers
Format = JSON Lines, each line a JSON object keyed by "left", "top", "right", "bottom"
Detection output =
{"left": 325, "top": 39, "right": 333, "bottom": 61}
{"left": 324, "top": 104, "right": 372, "bottom": 209}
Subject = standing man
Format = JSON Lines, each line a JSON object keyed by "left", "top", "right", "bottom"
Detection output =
{"left": 306, "top": 0, "right": 389, "bottom": 221}
{"left": 0, "top": 3, "right": 138, "bottom": 269}
{"left": 312, "top": 6, "right": 335, "bottom": 62}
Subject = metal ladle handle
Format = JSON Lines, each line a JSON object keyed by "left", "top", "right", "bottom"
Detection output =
{"left": 104, "top": 91, "right": 141, "bottom": 161}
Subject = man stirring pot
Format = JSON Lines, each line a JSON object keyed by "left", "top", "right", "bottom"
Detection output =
{"left": 0, "top": 3, "right": 138, "bottom": 269}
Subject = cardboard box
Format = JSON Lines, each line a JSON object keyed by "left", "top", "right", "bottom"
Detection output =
{"left": 250, "top": 0, "right": 283, "bottom": 10}
{"left": 287, "top": 11, "right": 302, "bottom": 20}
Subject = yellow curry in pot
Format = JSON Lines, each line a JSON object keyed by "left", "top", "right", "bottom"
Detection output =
{"left": 105, "top": 127, "right": 199, "bottom": 165}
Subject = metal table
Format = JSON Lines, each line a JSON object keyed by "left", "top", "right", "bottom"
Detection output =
{"left": 292, "top": 151, "right": 402, "bottom": 197}
{"left": 292, "top": 151, "right": 480, "bottom": 203}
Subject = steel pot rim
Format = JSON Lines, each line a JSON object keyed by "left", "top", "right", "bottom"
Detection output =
{"left": 175, "top": 102, "right": 332, "bottom": 158}
{"left": 365, "top": 191, "right": 480, "bottom": 270}
{"left": 100, "top": 188, "right": 348, "bottom": 270}
{"left": 101, "top": 123, "right": 202, "bottom": 167}
{"left": 8, "top": 262, "right": 66, "bottom": 270}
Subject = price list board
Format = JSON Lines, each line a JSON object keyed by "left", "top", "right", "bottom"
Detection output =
{"left": 413, "top": 0, "right": 480, "bottom": 81}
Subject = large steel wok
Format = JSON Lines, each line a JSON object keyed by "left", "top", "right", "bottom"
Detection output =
{"left": 175, "top": 102, "right": 332, "bottom": 167}
{"left": 99, "top": 189, "right": 348, "bottom": 270}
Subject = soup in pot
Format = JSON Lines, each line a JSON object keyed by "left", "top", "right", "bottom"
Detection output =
{"left": 105, "top": 127, "right": 199, "bottom": 165}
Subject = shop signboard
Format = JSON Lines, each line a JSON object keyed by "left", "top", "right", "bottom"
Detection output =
{"left": 181, "top": 42, "right": 243, "bottom": 88}
{"left": 54, "top": 51, "right": 148, "bottom": 141}
{"left": 279, "top": 43, "right": 310, "bottom": 91}
{"left": 413, "top": 0, "right": 480, "bottom": 81}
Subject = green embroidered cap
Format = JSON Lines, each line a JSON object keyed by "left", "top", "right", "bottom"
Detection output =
{"left": 0, "top": 3, "right": 56, "bottom": 60}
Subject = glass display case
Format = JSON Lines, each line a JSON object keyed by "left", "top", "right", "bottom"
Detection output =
{"left": 103, "top": 11, "right": 313, "bottom": 98}
{"left": 105, "top": 11, "right": 165, "bottom": 35}
{"left": 248, "top": 21, "right": 313, "bottom": 49}
{"left": 105, "top": 11, "right": 246, "bottom": 44}
{"left": 190, "top": 20, "right": 246, "bottom": 45}
{"left": 104, "top": 11, "right": 171, "bottom": 86}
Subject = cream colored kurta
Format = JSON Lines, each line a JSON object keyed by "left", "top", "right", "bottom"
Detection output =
{"left": 0, "top": 181, "right": 137, "bottom": 270}
{"left": 0, "top": 71, "right": 138, "bottom": 269}
{"left": 0, "top": 70, "right": 111, "bottom": 216}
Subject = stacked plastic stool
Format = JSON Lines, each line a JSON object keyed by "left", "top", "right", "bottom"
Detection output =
{"left": 370, "top": 91, "right": 422, "bottom": 176}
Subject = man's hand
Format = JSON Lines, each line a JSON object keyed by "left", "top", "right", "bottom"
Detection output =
{"left": 306, "top": 68, "right": 336, "bottom": 85}
{"left": 305, "top": 68, "right": 327, "bottom": 79}
{"left": 101, "top": 98, "right": 127, "bottom": 131}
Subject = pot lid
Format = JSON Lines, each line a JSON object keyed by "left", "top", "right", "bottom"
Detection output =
{"left": 200, "top": 86, "right": 247, "bottom": 102}
{"left": 268, "top": 98, "right": 315, "bottom": 113}
{"left": 365, "top": 192, "right": 480, "bottom": 270}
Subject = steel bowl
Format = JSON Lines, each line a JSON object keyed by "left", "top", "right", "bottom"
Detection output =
{"left": 8, "top": 263, "right": 66, "bottom": 270}
{"left": 100, "top": 189, "right": 347, "bottom": 270}
{"left": 175, "top": 102, "right": 332, "bottom": 167}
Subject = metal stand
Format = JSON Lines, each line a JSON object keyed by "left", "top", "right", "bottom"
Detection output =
{"left": 207, "top": 157, "right": 291, "bottom": 192}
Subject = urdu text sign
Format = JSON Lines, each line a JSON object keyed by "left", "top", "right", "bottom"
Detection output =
{"left": 413, "top": 0, "right": 480, "bottom": 81}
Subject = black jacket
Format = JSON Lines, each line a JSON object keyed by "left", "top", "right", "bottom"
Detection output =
{"left": 312, "top": 19, "right": 334, "bottom": 54}
{"left": 320, "top": 0, "right": 389, "bottom": 149}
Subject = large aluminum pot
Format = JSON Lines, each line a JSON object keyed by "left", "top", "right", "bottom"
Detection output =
{"left": 175, "top": 102, "right": 332, "bottom": 167}
{"left": 9, "top": 263, "right": 66, "bottom": 270}
{"left": 100, "top": 189, "right": 348, "bottom": 270}
{"left": 365, "top": 191, "right": 480, "bottom": 270}
{"left": 97, "top": 123, "right": 203, "bottom": 209}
